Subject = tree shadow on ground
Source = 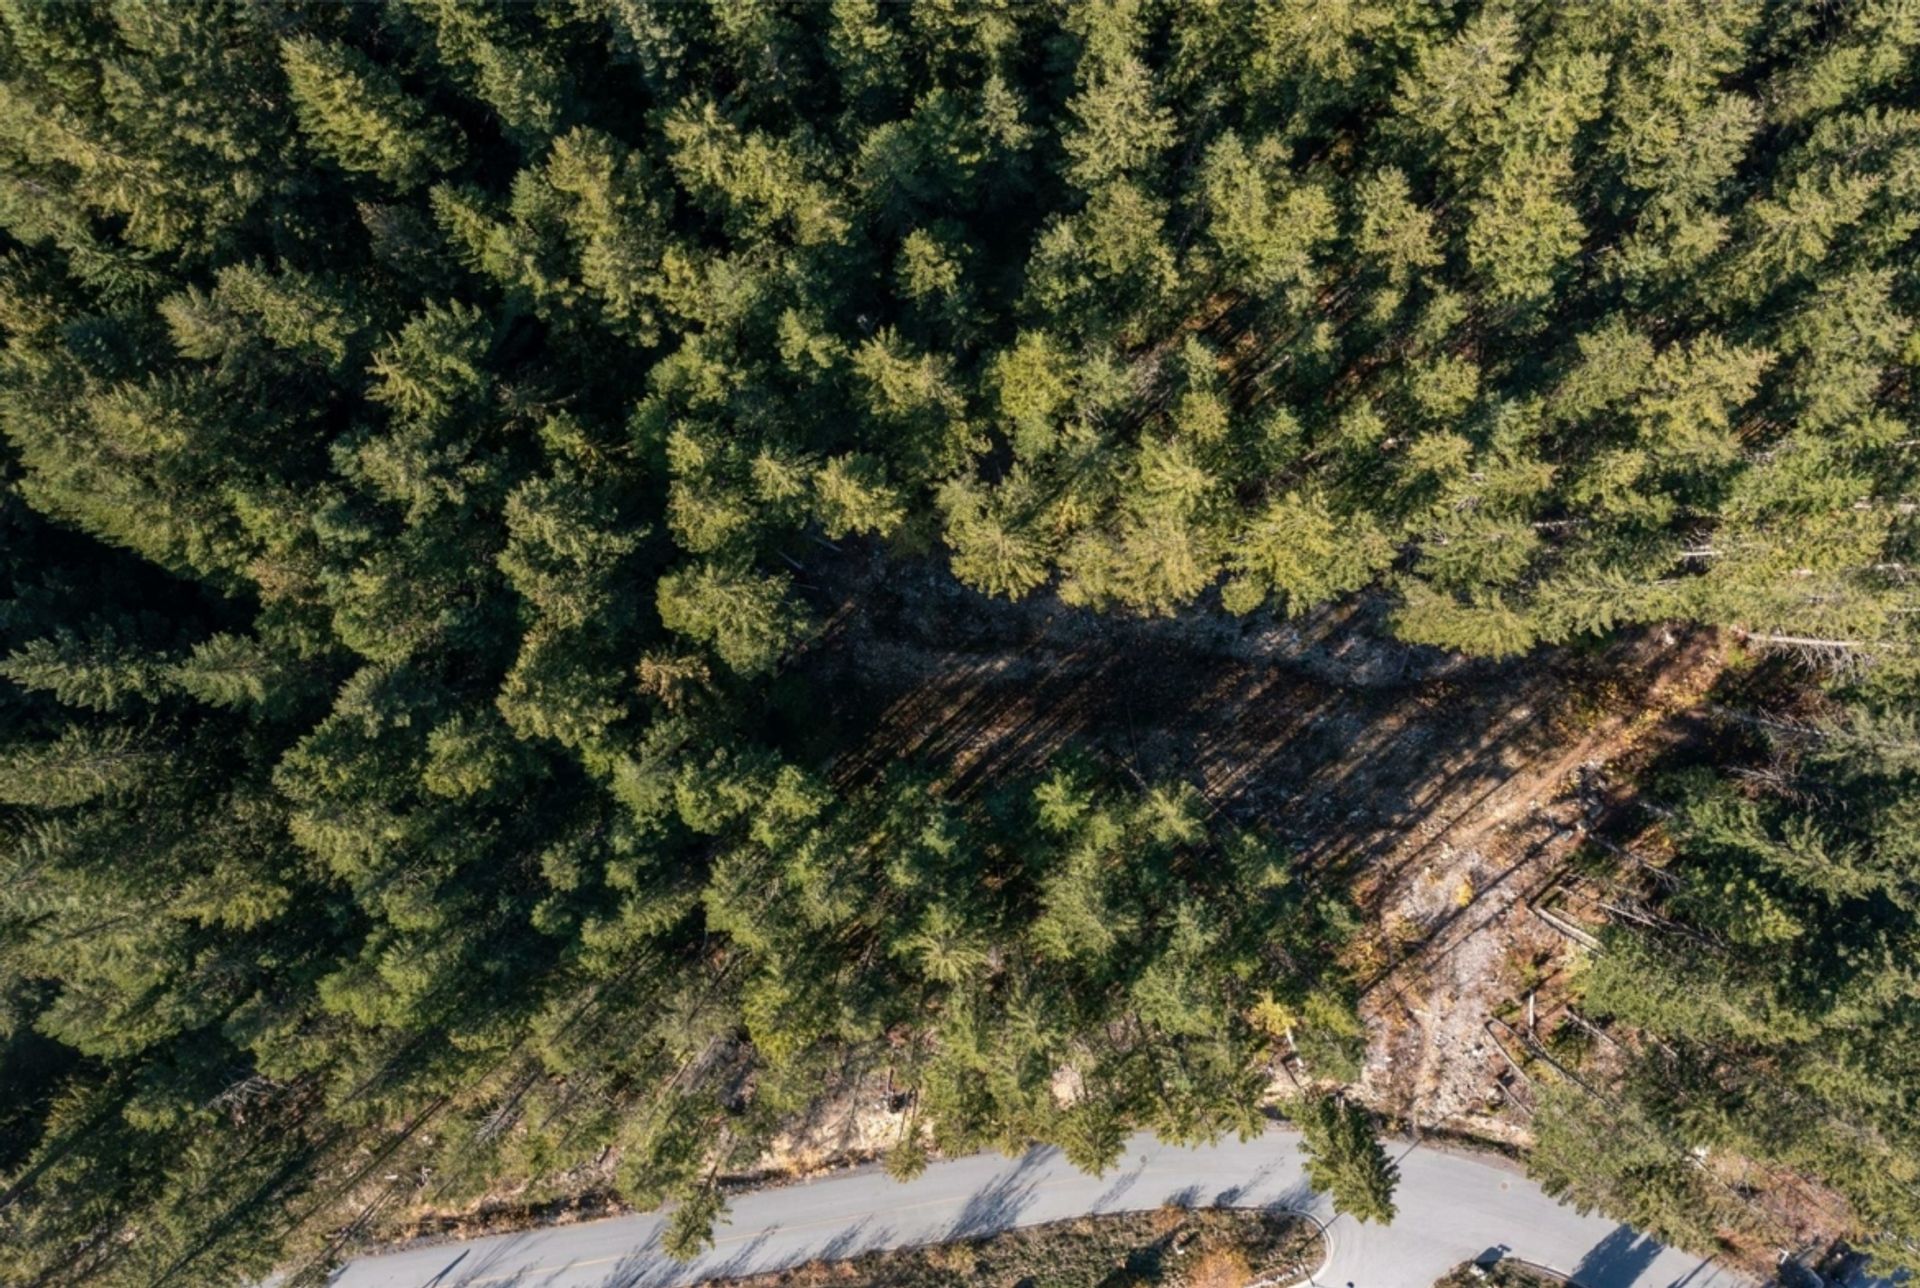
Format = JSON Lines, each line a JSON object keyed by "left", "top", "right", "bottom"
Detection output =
{"left": 421, "top": 1233, "right": 538, "bottom": 1287}
{"left": 1262, "top": 1179, "right": 1316, "bottom": 1216}
{"left": 809, "top": 1215, "right": 892, "bottom": 1264}
{"left": 945, "top": 1145, "right": 1056, "bottom": 1239}
{"left": 1211, "top": 1161, "right": 1276, "bottom": 1207}
{"left": 1092, "top": 1161, "right": 1147, "bottom": 1212}
{"left": 601, "top": 1225, "right": 774, "bottom": 1288}
{"left": 1568, "top": 1223, "right": 1665, "bottom": 1287}
{"left": 797, "top": 555, "right": 1699, "bottom": 902}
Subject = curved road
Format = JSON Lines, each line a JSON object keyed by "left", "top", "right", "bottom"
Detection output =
{"left": 330, "top": 1128, "right": 1752, "bottom": 1288}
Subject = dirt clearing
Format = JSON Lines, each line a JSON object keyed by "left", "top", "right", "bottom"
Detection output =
{"left": 794, "top": 548, "right": 1727, "bottom": 1147}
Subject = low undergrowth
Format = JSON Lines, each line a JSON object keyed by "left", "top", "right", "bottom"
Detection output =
{"left": 1433, "top": 1258, "right": 1568, "bottom": 1287}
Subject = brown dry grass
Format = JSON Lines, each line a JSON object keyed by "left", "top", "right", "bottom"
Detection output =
{"left": 1185, "top": 1246, "right": 1255, "bottom": 1288}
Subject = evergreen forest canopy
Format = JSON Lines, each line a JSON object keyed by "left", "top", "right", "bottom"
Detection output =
{"left": 0, "top": 0, "right": 1918, "bottom": 1281}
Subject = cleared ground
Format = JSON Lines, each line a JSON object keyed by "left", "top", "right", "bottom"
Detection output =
{"left": 793, "top": 549, "right": 1725, "bottom": 1146}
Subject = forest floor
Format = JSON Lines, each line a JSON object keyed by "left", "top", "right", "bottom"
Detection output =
{"left": 780, "top": 545, "right": 1728, "bottom": 1161}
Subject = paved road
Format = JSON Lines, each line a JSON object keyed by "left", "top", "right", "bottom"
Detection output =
{"left": 330, "top": 1127, "right": 1754, "bottom": 1288}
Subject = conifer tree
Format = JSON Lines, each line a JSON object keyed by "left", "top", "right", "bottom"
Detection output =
{"left": 1, "top": 2, "right": 1918, "bottom": 1278}
{"left": 656, "top": 562, "right": 806, "bottom": 677}
{"left": 1295, "top": 1092, "right": 1399, "bottom": 1225}
{"left": 280, "top": 36, "right": 463, "bottom": 191}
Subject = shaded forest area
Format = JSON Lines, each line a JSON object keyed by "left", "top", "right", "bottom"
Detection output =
{"left": 0, "top": 1, "right": 1917, "bottom": 1283}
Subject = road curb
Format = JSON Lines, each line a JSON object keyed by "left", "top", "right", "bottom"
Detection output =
{"left": 1243, "top": 1206, "right": 1335, "bottom": 1288}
